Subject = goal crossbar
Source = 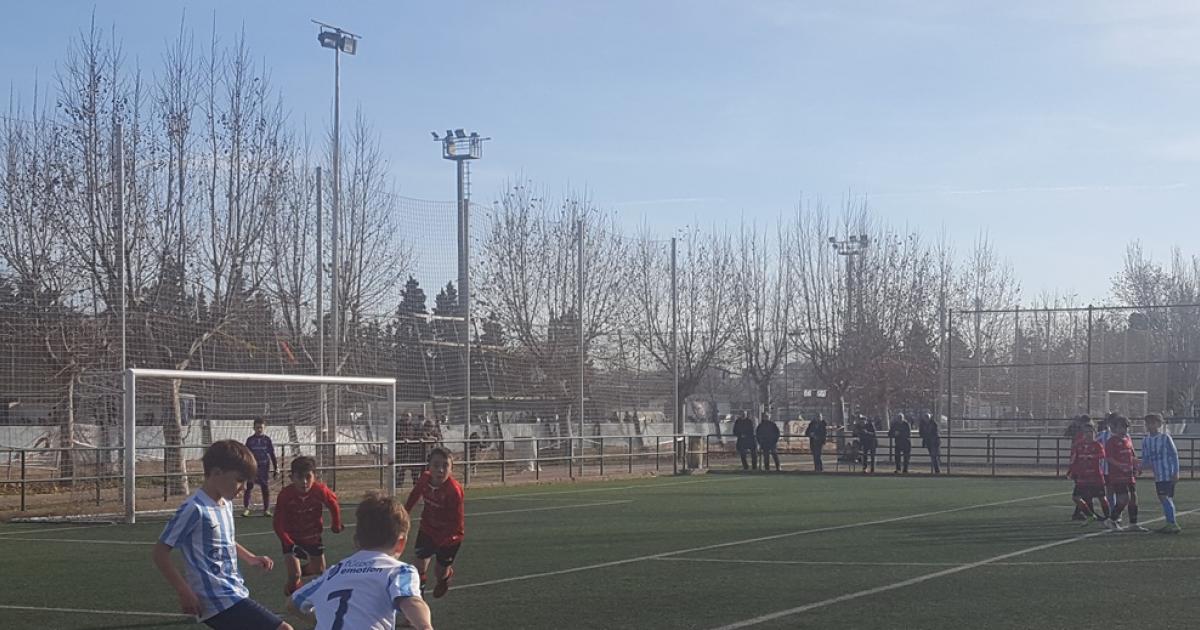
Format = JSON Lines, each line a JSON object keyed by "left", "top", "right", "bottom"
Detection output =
{"left": 123, "top": 368, "right": 398, "bottom": 523}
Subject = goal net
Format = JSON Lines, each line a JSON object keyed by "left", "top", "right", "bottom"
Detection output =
{"left": 123, "top": 369, "right": 397, "bottom": 523}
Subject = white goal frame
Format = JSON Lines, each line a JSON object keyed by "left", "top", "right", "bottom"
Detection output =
{"left": 123, "top": 368, "right": 397, "bottom": 524}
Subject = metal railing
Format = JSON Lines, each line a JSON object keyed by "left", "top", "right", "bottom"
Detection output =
{"left": 0, "top": 434, "right": 701, "bottom": 514}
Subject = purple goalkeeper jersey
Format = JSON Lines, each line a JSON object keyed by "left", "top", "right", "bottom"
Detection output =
{"left": 246, "top": 433, "right": 276, "bottom": 471}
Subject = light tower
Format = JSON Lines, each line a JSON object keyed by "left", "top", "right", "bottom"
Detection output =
{"left": 433, "top": 129, "right": 489, "bottom": 483}
{"left": 829, "top": 233, "right": 870, "bottom": 422}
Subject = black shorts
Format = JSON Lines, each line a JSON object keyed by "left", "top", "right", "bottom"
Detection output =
{"left": 1109, "top": 481, "right": 1135, "bottom": 495}
{"left": 1073, "top": 483, "right": 1105, "bottom": 500}
{"left": 282, "top": 538, "right": 324, "bottom": 560}
{"left": 205, "top": 598, "right": 281, "bottom": 630}
{"left": 1155, "top": 481, "right": 1177, "bottom": 497}
{"left": 415, "top": 530, "right": 461, "bottom": 566}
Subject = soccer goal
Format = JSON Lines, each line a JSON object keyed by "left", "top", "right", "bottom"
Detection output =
{"left": 1104, "top": 390, "right": 1149, "bottom": 421}
{"left": 123, "top": 369, "right": 397, "bottom": 524}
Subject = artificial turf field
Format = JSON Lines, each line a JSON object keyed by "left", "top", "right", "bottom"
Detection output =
{"left": 0, "top": 473, "right": 1196, "bottom": 630}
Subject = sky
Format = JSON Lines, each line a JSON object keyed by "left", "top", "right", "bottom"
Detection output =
{"left": 3, "top": 0, "right": 1199, "bottom": 303}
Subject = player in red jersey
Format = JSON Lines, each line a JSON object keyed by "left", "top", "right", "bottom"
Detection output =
{"left": 1067, "top": 420, "right": 1114, "bottom": 529}
{"left": 1105, "top": 415, "right": 1147, "bottom": 532}
{"left": 404, "top": 446, "right": 465, "bottom": 599}
{"left": 273, "top": 456, "right": 344, "bottom": 595}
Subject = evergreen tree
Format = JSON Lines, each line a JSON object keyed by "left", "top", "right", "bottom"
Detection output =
{"left": 398, "top": 276, "right": 427, "bottom": 315}
{"left": 434, "top": 282, "right": 459, "bottom": 317}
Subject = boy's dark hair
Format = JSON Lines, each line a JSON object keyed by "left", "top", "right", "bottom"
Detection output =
{"left": 253, "top": 416, "right": 266, "bottom": 427}
{"left": 1145, "top": 413, "right": 1164, "bottom": 424}
{"left": 356, "top": 491, "right": 410, "bottom": 549}
{"left": 1109, "top": 415, "right": 1130, "bottom": 429}
{"left": 290, "top": 455, "right": 317, "bottom": 477}
{"left": 202, "top": 440, "right": 257, "bottom": 478}
{"left": 428, "top": 446, "right": 453, "bottom": 463}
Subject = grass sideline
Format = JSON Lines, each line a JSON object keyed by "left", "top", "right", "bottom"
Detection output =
{"left": 0, "top": 475, "right": 1194, "bottom": 629}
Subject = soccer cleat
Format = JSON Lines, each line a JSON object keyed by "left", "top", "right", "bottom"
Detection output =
{"left": 264, "top": 510, "right": 272, "bottom": 518}
{"left": 1156, "top": 523, "right": 1182, "bottom": 535}
{"left": 1125, "top": 523, "right": 1149, "bottom": 533}
{"left": 433, "top": 567, "right": 454, "bottom": 598}
{"left": 242, "top": 509, "right": 252, "bottom": 518}
{"left": 1079, "top": 515, "right": 1096, "bottom": 527}
{"left": 1104, "top": 519, "right": 1121, "bottom": 532}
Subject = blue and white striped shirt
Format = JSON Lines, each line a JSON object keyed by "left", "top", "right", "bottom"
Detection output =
{"left": 158, "top": 490, "right": 249, "bottom": 620}
{"left": 1141, "top": 432, "right": 1180, "bottom": 482}
{"left": 293, "top": 550, "right": 422, "bottom": 630}
{"left": 1095, "top": 429, "right": 1111, "bottom": 474}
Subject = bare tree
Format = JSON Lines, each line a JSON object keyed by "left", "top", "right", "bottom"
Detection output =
{"left": 734, "top": 221, "right": 792, "bottom": 414}
{"left": 788, "top": 199, "right": 932, "bottom": 424}
{"left": 629, "top": 224, "right": 737, "bottom": 420}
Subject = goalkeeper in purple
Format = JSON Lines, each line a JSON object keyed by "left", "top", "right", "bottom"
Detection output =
{"left": 244, "top": 417, "right": 279, "bottom": 517}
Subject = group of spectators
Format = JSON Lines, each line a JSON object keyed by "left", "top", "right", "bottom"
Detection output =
{"left": 731, "top": 411, "right": 944, "bottom": 474}
{"left": 397, "top": 413, "right": 443, "bottom": 486}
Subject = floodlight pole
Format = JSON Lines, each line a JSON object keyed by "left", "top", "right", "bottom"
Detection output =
{"left": 315, "top": 19, "right": 359, "bottom": 489}
{"left": 830, "top": 234, "right": 870, "bottom": 423}
{"left": 436, "top": 130, "right": 489, "bottom": 484}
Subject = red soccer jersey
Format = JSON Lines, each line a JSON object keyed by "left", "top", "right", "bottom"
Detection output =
{"left": 273, "top": 481, "right": 343, "bottom": 547}
{"left": 404, "top": 471, "right": 465, "bottom": 548}
{"left": 1068, "top": 440, "right": 1105, "bottom": 485}
{"left": 1105, "top": 434, "right": 1138, "bottom": 484}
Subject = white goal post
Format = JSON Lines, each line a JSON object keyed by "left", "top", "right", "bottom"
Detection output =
{"left": 123, "top": 368, "right": 397, "bottom": 524}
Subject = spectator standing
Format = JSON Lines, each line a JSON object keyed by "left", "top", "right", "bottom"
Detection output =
{"left": 732, "top": 412, "right": 757, "bottom": 471}
{"left": 804, "top": 414, "right": 828, "bottom": 472}
{"left": 855, "top": 415, "right": 877, "bottom": 474}
{"left": 888, "top": 413, "right": 912, "bottom": 474}
{"left": 919, "top": 412, "right": 941, "bottom": 474}
{"left": 756, "top": 413, "right": 781, "bottom": 471}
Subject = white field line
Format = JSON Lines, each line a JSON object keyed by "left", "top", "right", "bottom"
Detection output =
{"left": 0, "top": 523, "right": 115, "bottom": 537}
{"left": 707, "top": 508, "right": 1199, "bottom": 630}
{"left": 468, "top": 475, "right": 746, "bottom": 501}
{"left": 0, "top": 604, "right": 190, "bottom": 618}
{"left": 0, "top": 500, "right": 634, "bottom": 545}
{"left": 456, "top": 491, "right": 1064, "bottom": 591}
{"left": 658, "top": 555, "right": 1200, "bottom": 568}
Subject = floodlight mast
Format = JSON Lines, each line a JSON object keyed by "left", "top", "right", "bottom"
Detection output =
{"left": 434, "top": 129, "right": 490, "bottom": 484}
{"left": 313, "top": 19, "right": 360, "bottom": 489}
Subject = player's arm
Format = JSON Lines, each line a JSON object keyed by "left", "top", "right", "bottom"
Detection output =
{"left": 236, "top": 542, "right": 274, "bottom": 572}
{"left": 268, "top": 437, "right": 278, "bottom": 475}
{"left": 274, "top": 494, "right": 296, "bottom": 548}
{"left": 324, "top": 485, "right": 345, "bottom": 533}
{"left": 395, "top": 596, "right": 434, "bottom": 630}
{"left": 152, "top": 542, "right": 201, "bottom": 617}
{"left": 1166, "top": 435, "right": 1180, "bottom": 480}
{"left": 404, "top": 478, "right": 422, "bottom": 512}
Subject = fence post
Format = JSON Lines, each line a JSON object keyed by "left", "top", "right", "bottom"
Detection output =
{"left": 1035, "top": 435, "right": 1041, "bottom": 468}
{"left": 672, "top": 436, "right": 679, "bottom": 475}
{"left": 534, "top": 437, "right": 540, "bottom": 481}
{"left": 500, "top": 440, "right": 506, "bottom": 484}
{"left": 599, "top": 437, "right": 605, "bottom": 476}
{"left": 628, "top": 436, "right": 633, "bottom": 474}
{"left": 1055, "top": 437, "right": 1061, "bottom": 477}
{"left": 990, "top": 435, "right": 995, "bottom": 477}
{"left": 20, "top": 450, "right": 26, "bottom": 512}
{"left": 163, "top": 446, "right": 169, "bottom": 503}
{"left": 655, "top": 438, "right": 660, "bottom": 471}
{"left": 95, "top": 452, "right": 101, "bottom": 506}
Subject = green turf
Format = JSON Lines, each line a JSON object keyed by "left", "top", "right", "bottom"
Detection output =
{"left": 0, "top": 473, "right": 1196, "bottom": 629}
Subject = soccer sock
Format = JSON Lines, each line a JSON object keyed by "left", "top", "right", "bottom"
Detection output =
{"left": 244, "top": 486, "right": 252, "bottom": 508}
{"left": 1162, "top": 497, "right": 1177, "bottom": 524}
{"left": 1074, "top": 498, "right": 1093, "bottom": 517}
{"left": 1097, "top": 497, "right": 1111, "bottom": 519}
{"left": 1128, "top": 504, "right": 1139, "bottom": 524}
{"left": 263, "top": 487, "right": 271, "bottom": 511}
{"left": 1110, "top": 501, "right": 1125, "bottom": 521}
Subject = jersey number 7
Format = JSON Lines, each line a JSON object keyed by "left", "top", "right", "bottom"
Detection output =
{"left": 328, "top": 589, "right": 354, "bottom": 630}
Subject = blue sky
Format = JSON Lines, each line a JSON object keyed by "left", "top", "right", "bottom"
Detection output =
{"left": 4, "top": 1, "right": 1198, "bottom": 302}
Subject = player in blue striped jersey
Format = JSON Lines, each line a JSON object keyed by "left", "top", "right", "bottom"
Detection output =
{"left": 1141, "top": 413, "right": 1181, "bottom": 534}
{"left": 152, "top": 440, "right": 291, "bottom": 630}
{"left": 290, "top": 492, "right": 433, "bottom": 630}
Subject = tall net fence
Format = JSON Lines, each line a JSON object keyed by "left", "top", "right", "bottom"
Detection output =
{"left": 948, "top": 304, "right": 1200, "bottom": 433}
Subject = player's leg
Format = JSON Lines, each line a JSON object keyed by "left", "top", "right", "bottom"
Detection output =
{"left": 261, "top": 480, "right": 272, "bottom": 516}
{"left": 1109, "top": 486, "right": 1130, "bottom": 528}
{"left": 282, "top": 541, "right": 304, "bottom": 595}
{"left": 812, "top": 440, "right": 823, "bottom": 471}
{"left": 431, "top": 544, "right": 461, "bottom": 598}
{"left": 306, "top": 553, "right": 327, "bottom": 577}
{"left": 1072, "top": 485, "right": 1093, "bottom": 523}
{"left": 1125, "top": 485, "right": 1147, "bottom": 531}
{"left": 902, "top": 445, "right": 910, "bottom": 473}
{"left": 243, "top": 477, "right": 256, "bottom": 516}
{"left": 1155, "top": 481, "right": 1180, "bottom": 533}
{"left": 771, "top": 447, "right": 780, "bottom": 471}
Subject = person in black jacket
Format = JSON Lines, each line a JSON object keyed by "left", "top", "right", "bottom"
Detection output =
{"left": 804, "top": 414, "right": 828, "bottom": 472}
{"left": 919, "top": 412, "right": 942, "bottom": 474}
{"left": 888, "top": 413, "right": 912, "bottom": 474}
{"left": 756, "top": 413, "right": 781, "bottom": 471}
{"left": 855, "top": 415, "right": 877, "bottom": 474}
{"left": 732, "top": 411, "right": 757, "bottom": 470}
